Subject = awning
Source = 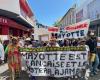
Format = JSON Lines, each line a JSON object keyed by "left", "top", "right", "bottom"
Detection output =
{"left": 90, "top": 19, "right": 100, "bottom": 26}
{"left": 0, "top": 9, "right": 33, "bottom": 28}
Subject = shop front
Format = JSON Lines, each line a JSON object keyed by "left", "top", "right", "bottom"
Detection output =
{"left": 90, "top": 19, "right": 100, "bottom": 68}
{"left": 0, "top": 16, "right": 32, "bottom": 40}
{"left": 89, "top": 19, "right": 100, "bottom": 37}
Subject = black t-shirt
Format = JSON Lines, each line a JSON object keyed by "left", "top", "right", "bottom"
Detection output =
{"left": 86, "top": 39, "right": 97, "bottom": 53}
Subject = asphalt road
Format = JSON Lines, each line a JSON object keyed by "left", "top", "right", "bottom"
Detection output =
{"left": 0, "top": 70, "right": 29, "bottom": 80}
{"left": 0, "top": 64, "right": 100, "bottom": 80}
{"left": 0, "top": 64, "right": 29, "bottom": 80}
{"left": 1, "top": 71, "right": 100, "bottom": 80}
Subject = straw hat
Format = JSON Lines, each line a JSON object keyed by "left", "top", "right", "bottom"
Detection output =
{"left": 12, "top": 37, "right": 18, "bottom": 40}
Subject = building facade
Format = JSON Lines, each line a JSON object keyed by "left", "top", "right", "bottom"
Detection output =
{"left": 59, "top": 4, "right": 76, "bottom": 27}
{"left": 76, "top": 0, "right": 100, "bottom": 36}
{"left": 0, "top": 0, "right": 35, "bottom": 40}
{"left": 34, "top": 23, "right": 50, "bottom": 41}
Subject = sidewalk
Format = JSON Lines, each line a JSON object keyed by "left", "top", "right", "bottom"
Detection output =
{"left": 0, "top": 63, "right": 29, "bottom": 80}
{"left": 0, "top": 63, "right": 8, "bottom": 74}
{"left": 0, "top": 64, "right": 9, "bottom": 80}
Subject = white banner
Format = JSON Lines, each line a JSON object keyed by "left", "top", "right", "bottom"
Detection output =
{"left": 22, "top": 51, "right": 88, "bottom": 77}
{"left": 50, "top": 20, "right": 90, "bottom": 39}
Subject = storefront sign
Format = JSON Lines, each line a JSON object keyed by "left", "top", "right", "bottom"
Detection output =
{"left": 0, "top": 17, "right": 8, "bottom": 24}
{"left": 21, "top": 47, "right": 88, "bottom": 77}
{"left": 48, "top": 27, "right": 59, "bottom": 33}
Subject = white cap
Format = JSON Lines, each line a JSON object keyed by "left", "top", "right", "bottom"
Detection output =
{"left": 90, "top": 32, "right": 94, "bottom": 36}
{"left": 26, "top": 38, "right": 31, "bottom": 41}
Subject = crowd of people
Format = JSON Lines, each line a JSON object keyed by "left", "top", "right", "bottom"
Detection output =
{"left": 0, "top": 34, "right": 99, "bottom": 80}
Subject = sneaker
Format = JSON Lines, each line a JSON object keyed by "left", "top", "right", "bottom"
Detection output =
{"left": 93, "top": 72, "right": 98, "bottom": 75}
{"left": 90, "top": 73, "right": 94, "bottom": 77}
{"left": 96, "top": 69, "right": 100, "bottom": 72}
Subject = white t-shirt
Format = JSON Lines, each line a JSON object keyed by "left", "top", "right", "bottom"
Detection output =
{"left": 85, "top": 45, "right": 90, "bottom": 52}
{"left": 19, "top": 40, "right": 25, "bottom": 47}
{"left": 47, "top": 43, "right": 59, "bottom": 47}
{"left": 78, "top": 45, "right": 90, "bottom": 52}
{"left": 0, "top": 43, "right": 4, "bottom": 60}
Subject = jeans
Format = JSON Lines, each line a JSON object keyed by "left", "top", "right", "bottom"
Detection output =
{"left": 90, "top": 54, "right": 99, "bottom": 74}
{"left": 30, "top": 76, "right": 36, "bottom": 80}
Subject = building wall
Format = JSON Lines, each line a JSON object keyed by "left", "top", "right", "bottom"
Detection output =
{"left": 76, "top": 0, "right": 89, "bottom": 22}
{"left": 0, "top": 0, "right": 35, "bottom": 27}
{"left": 76, "top": 0, "right": 100, "bottom": 37}
{"left": 19, "top": 0, "right": 35, "bottom": 26}
{"left": 87, "top": 0, "right": 100, "bottom": 20}
{"left": 0, "top": 0, "right": 20, "bottom": 14}
{"left": 76, "top": 0, "right": 100, "bottom": 22}
{"left": 34, "top": 27, "right": 50, "bottom": 41}
{"left": 34, "top": 22, "right": 50, "bottom": 40}
{"left": 0, "top": 0, "right": 35, "bottom": 40}
{"left": 59, "top": 4, "right": 76, "bottom": 27}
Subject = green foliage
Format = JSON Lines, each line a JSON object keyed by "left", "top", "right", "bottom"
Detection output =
{"left": 53, "top": 21, "right": 61, "bottom": 27}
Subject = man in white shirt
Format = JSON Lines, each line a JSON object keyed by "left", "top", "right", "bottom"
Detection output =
{"left": 78, "top": 39, "right": 90, "bottom": 80}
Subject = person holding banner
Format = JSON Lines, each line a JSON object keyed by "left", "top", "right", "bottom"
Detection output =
{"left": 47, "top": 38, "right": 59, "bottom": 47}
{"left": 79, "top": 39, "right": 90, "bottom": 52}
{"left": 46, "top": 38, "right": 61, "bottom": 80}
{"left": 78, "top": 39, "right": 90, "bottom": 80}
{"left": 5, "top": 37, "right": 21, "bottom": 80}
{"left": 63, "top": 39, "right": 69, "bottom": 46}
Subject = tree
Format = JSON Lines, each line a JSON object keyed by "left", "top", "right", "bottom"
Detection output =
{"left": 53, "top": 21, "right": 61, "bottom": 27}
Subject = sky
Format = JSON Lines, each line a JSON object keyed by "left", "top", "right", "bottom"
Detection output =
{"left": 28, "top": 0, "right": 80, "bottom": 26}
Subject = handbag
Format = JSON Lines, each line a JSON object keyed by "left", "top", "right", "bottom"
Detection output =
{"left": 90, "top": 53, "right": 96, "bottom": 62}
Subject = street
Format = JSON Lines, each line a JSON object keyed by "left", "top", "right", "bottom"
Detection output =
{"left": 0, "top": 64, "right": 29, "bottom": 80}
{"left": 0, "top": 0, "right": 100, "bottom": 80}
{"left": 0, "top": 64, "right": 100, "bottom": 80}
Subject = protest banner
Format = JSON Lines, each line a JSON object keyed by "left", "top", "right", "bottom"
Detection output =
{"left": 48, "top": 20, "right": 90, "bottom": 39}
{"left": 20, "top": 47, "right": 88, "bottom": 77}
{"left": 48, "top": 27, "right": 59, "bottom": 33}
